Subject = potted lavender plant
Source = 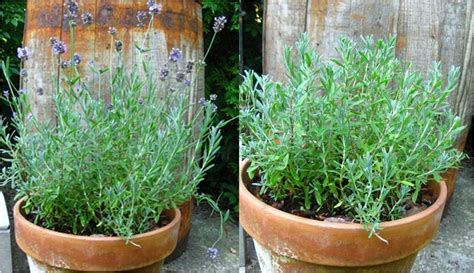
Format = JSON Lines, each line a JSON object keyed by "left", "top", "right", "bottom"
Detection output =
{"left": 239, "top": 34, "right": 465, "bottom": 272}
{"left": 0, "top": 1, "right": 227, "bottom": 271}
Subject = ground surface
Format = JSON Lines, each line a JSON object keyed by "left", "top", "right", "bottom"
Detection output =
{"left": 245, "top": 131, "right": 474, "bottom": 273}
{"left": 0, "top": 192, "right": 239, "bottom": 273}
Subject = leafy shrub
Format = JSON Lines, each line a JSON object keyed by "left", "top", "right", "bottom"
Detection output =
{"left": 240, "top": 34, "right": 464, "bottom": 235}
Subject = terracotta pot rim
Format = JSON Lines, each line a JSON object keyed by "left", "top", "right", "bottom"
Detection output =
{"left": 239, "top": 158, "right": 447, "bottom": 230}
{"left": 14, "top": 197, "right": 181, "bottom": 242}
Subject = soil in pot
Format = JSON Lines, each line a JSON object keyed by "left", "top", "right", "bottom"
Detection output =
{"left": 165, "top": 198, "right": 195, "bottom": 263}
{"left": 240, "top": 159, "right": 447, "bottom": 273}
{"left": 14, "top": 198, "right": 181, "bottom": 273}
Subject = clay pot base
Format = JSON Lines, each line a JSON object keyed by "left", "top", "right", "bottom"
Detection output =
{"left": 164, "top": 229, "right": 191, "bottom": 263}
{"left": 164, "top": 198, "right": 194, "bottom": 264}
{"left": 27, "top": 256, "right": 163, "bottom": 273}
{"left": 253, "top": 240, "right": 417, "bottom": 273}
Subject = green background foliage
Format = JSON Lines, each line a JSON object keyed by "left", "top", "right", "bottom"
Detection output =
{"left": 0, "top": 1, "right": 26, "bottom": 119}
{"left": 200, "top": 0, "right": 262, "bottom": 216}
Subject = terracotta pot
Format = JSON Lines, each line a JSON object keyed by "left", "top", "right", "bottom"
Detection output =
{"left": 14, "top": 198, "right": 181, "bottom": 272}
{"left": 443, "top": 130, "right": 469, "bottom": 202}
{"left": 442, "top": 168, "right": 460, "bottom": 201}
{"left": 165, "top": 198, "right": 195, "bottom": 263}
{"left": 240, "top": 159, "right": 447, "bottom": 273}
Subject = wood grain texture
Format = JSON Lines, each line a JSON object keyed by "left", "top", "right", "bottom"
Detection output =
{"left": 263, "top": 0, "right": 473, "bottom": 128}
{"left": 263, "top": 0, "right": 308, "bottom": 79}
{"left": 22, "top": 0, "right": 203, "bottom": 124}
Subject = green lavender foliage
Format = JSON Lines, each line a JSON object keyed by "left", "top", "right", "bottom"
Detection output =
{"left": 0, "top": 30, "right": 224, "bottom": 241}
{"left": 240, "top": 34, "right": 465, "bottom": 235}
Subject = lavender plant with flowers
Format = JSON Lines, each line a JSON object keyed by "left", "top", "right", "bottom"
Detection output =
{"left": 0, "top": 0, "right": 228, "bottom": 244}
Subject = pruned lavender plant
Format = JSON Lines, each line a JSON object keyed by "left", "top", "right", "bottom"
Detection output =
{"left": 240, "top": 34, "right": 465, "bottom": 237}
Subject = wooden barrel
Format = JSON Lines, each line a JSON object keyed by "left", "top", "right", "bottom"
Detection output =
{"left": 263, "top": 0, "right": 473, "bottom": 135}
{"left": 22, "top": 0, "right": 203, "bottom": 124}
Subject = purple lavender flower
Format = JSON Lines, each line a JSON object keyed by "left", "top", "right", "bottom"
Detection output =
{"left": 12, "top": 112, "right": 17, "bottom": 120}
{"left": 81, "top": 12, "right": 93, "bottom": 25}
{"left": 51, "top": 39, "right": 67, "bottom": 55}
{"left": 159, "top": 68, "right": 169, "bottom": 81}
{"left": 137, "top": 11, "right": 148, "bottom": 27}
{"left": 3, "top": 90, "right": 9, "bottom": 98}
{"left": 73, "top": 53, "right": 81, "bottom": 65}
{"left": 207, "top": 247, "right": 218, "bottom": 259}
{"left": 176, "top": 71, "right": 185, "bottom": 82}
{"left": 186, "top": 61, "right": 194, "bottom": 73}
{"left": 18, "top": 88, "right": 26, "bottom": 94}
{"left": 65, "top": 0, "right": 79, "bottom": 21}
{"left": 108, "top": 26, "right": 117, "bottom": 36}
{"left": 213, "top": 16, "right": 227, "bottom": 33}
{"left": 115, "top": 40, "right": 123, "bottom": 52}
{"left": 61, "top": 60, "right": 71, "bottom": 69}
{"left": 184, "top": 79, "right": 191, "bottom": 86}
{"left": 169, "top": 48, "right": 182, "bottom": 62}
{"left": 198, "top": 97, "right": 206, "bottom": 106}
{"left": 210, "top": 94, "right": 217, "bottom": 101}
{"left": 17, "top": 47, "right": 31, "bottom": 61}
{"left": 147, "top": 0, "right": 162, "bottom": 15}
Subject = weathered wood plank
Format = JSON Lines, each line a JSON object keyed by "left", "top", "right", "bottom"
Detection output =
{"left": 22, "top": 0, "right": 204, "bottom": 124}
{"left": 263, "top": 0, "right": 308, "bottom": 80}
{"left": 264, "top": 0, "right": 473, "bottom": 130}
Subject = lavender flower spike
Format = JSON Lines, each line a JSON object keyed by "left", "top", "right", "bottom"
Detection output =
{"left": 213, "top": 16, "right": 227, "bottom": 33}
{"left": 65, "top": 0, "right": 79, "bottom": 21}
{"left": 147, "top": 0, "right": 162, "bottom": 15}
{"left": 17, "top": 47, "right": 31, "bottom": 61}
{"left": 169, "top": 48, "right": 182, "bottom": 62}
{"left": 207, "top": 247, "right": 218, "bottom": 259}
{"left": 73, "top": 53, "right": 81, "bottom": 65}
{"left": 51, "top": 39, "right": 67, "bottom": 55}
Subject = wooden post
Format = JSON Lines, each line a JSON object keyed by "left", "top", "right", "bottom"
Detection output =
{"left": 22, "top": 0, "right": 204, "bottom": 125}
{"left": 264, "top": 0, "right": 473, "bottom": 139}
